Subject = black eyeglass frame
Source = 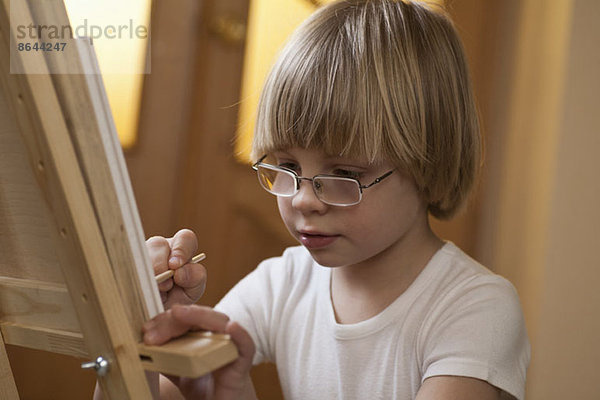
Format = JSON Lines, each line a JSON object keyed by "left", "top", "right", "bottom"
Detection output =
{"left": 251, "top": 155, "right": 394, "bottom": 206}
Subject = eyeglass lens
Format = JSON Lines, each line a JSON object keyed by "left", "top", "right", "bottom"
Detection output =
{"left": 314, "top": 176, "right": 360, "bottom": 204}
{"left": 256, "top": 166, "right": 361, "bottom": 205}
{"left": 257, "top": 166, "right": 295, "bottom": 194}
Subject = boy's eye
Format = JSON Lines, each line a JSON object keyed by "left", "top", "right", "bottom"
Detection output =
{"left": 278, "top": 162, "right": 299, "bottom": 173}
{"left": 332, "top": 169, "right": 362, "bottom": 179}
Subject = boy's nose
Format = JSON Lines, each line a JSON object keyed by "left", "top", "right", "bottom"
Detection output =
{"left": 291, "top": 180, "right": 327, "bottom": 213}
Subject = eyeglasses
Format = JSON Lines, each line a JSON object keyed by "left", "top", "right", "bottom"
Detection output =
{"left": 252, "top": 155, "right": 394, "bottom": 206}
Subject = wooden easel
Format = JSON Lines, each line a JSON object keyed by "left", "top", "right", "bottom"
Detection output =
{"left": 0, "top": 0, "right": 237, "bottom": 398}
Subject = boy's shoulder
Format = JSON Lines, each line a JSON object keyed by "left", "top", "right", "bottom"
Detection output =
{"left": 433, "top": 242, "right": 516, "bottom": 292}
{"left": 421, "top": 242, "right": 523, "bottom": 322}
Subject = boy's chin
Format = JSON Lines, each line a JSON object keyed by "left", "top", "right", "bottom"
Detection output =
{"left": 305, "top": 248, "right": 348, "bottom": 268}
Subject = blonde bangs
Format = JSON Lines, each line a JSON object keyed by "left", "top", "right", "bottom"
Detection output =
{"left": 251, "top": 2, "right": 425, "bottom": 169}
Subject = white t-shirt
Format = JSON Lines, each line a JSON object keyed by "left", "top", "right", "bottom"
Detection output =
{"left": 216, "top": 243, "right": 530, "bottom": 400}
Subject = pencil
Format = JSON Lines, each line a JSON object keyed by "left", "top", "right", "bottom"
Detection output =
{"left": 155, "top": 253, "right": 206, "bottom": 284}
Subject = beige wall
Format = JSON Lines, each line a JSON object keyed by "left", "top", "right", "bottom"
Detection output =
{"left": 481, "top": 0, "right": 600, "bottom": 398}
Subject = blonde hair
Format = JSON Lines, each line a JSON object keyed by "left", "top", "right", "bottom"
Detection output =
{"left": 251, "top": 0, "right": 481, "bottom": 219}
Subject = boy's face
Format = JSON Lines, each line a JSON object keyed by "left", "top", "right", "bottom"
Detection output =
{"left": 273, "top": 147, "right": 429, "bottom": 268}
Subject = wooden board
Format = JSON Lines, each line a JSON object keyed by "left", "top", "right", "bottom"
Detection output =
{"left": 0, "top": 66, "right": 66, "bottom": 285}
{"left": 1, "top": 323, "right": 86, "bottom": 359}
{"left": 0, "top": 276, "right": 79, "bottom": 332}
{"left": 139, "top": 332, "right": 238, "bottom": 378}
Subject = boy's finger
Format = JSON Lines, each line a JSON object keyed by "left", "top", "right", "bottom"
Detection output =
{"left": 143, "top": 305, "right": 230, "bottom": 345}
{"left": 174, "top": 263, "right": 207, "bottom": 302}
{"left": 163, "top": 288, "right": 195, "bottom": 309}
{"left": 174, "top": 263, "right": 206, "bottom": 288}
{"left": 167, "top": 229, "right": 198, "bottom": 269}
{"left": 226, "top": 321, "right": 255, "bottom": 369}
{"left": 171, "top": 304, "right": 230, "bottom": 333}
{"left": 157, "top": 278, "right": 174, "bottom": 293}
{"left": 143, "top": 308, "right": 189, "bottom": 345}
{"left": 163, "top": 262, "right": 207, "bottom": 307}
{"left": 146, "top": 236, "right": 170, "bottom": 274}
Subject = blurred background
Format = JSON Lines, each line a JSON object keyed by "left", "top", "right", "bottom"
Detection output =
{"left": 6, "top": 0, "right": 599, "bottom": 398}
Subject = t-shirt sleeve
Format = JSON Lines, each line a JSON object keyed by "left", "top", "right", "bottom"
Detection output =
{"left": 419, "top": 276, "right": 530, "bottom": 400}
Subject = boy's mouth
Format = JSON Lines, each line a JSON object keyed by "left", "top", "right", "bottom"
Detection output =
{"left": 298, "top": 230, "right": 339, "bottom": 249}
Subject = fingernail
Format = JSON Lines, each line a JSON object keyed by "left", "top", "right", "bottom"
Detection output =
{"left": 169, "top": 257, "right": 180, "bottom": 267}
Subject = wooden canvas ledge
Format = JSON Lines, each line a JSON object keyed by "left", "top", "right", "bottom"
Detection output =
{"left": 0, "top": 0, "right": 237, "bottom": 398}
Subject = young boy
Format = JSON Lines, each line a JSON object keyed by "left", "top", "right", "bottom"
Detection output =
{"left": 142, "top": 1, "right": 530, "bottom": 399}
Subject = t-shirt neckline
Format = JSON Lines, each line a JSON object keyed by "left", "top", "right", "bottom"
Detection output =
{"left": 324, "top": 241, "right": 456, "bottom": 340}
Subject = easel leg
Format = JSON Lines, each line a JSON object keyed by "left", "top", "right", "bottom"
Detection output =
{"left": 0, "top": 329, "right": 19, "bottom": 399}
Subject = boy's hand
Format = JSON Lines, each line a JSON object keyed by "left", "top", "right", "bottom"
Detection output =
{"left": 143, "top": 304, "right": 257, "bottom": 400}
{"left": 146, "top": 229, "right": 207, "bottom": 309}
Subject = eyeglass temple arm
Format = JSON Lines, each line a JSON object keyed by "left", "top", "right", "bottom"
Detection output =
{"left": 252, "top": 154, "right": 268, "bottom": 170}
{"left": 360, "top": 170, "right": 394, "bottom": 189}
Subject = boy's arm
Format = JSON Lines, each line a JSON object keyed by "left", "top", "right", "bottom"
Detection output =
{"left": 416, "top": 376, "right": 508, "bottom": 400}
